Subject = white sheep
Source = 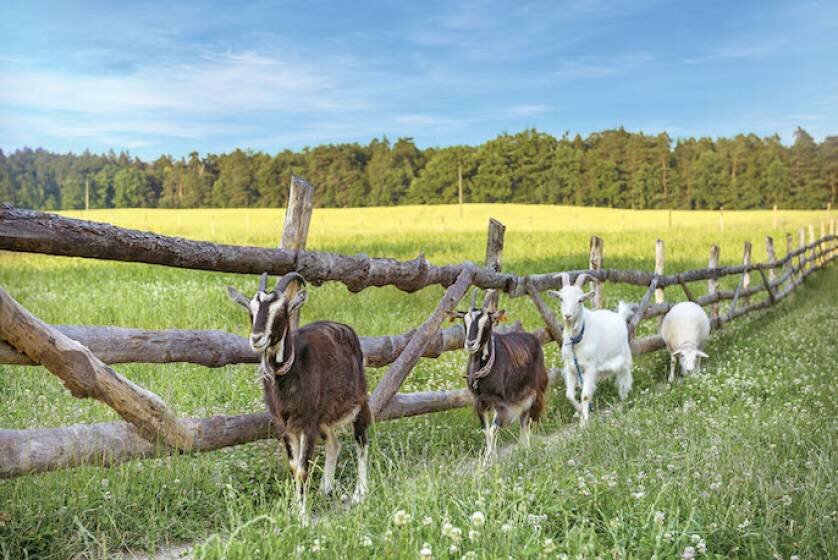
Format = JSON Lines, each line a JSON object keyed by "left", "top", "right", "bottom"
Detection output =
{"left": 548, "top": 273, "right": 634, "bottom": 425}
{"left": 660, "top": 301, "right": 710, "bottom": 383}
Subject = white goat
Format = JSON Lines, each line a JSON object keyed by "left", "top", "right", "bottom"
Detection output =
{"left": 660, "top": 301, "right": 710, "bottom": 383}
{"left": 548, "top": 273, "right": 634, "bottom": 425}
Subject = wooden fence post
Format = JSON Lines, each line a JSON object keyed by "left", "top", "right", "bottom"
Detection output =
{"left": 654, "top": 239, "right": 665, "bottom": 314}
{"left": 708, "top": 245, "right": 720, "bottom": 323}
{"left": 772, "top": 204, "right": 778, "bottom": 229}
{"left": 482, "top": 218, "right": 505, "bottom": 312}
{"left": 369, "top": 268, "right": 474, "bottom": 417}
{"left": 765, "top": 236, "right": 777, "bottom": 282}
{"left": 741, "top": 241, "right": 752, "bottom": 307}
{"left": 719, "top": 207, "right": 724, "bottom": 233}
{"left": 589, "top": 236, "right": 604, "bottom": 309}
{"left": 785, "top": 233, "right": 794, "bottom": 289}
{"left": 798, "top": 228, "right": 806, "bottom": 275}
{"left": 808, "top": 224, "right": 817, "bottom": 267}
{"left": 280, "top": 176, "right": 314, "bottom": 330}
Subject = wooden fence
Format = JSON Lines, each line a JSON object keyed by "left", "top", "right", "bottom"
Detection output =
{"left": 0, "top": 179, "right": 835, "bottom": 478}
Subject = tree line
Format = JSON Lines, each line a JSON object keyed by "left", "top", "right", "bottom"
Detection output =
{"left": 1, "top": 127, "right": 835, "bottom": 211}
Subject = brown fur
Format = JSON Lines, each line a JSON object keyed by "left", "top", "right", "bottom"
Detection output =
{"left": 467, "top": 331, "right": 549, "bottom": 427}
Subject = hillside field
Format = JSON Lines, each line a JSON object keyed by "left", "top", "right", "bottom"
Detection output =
{"left": 0, "top": 205, "right": 835, "bottom": 559}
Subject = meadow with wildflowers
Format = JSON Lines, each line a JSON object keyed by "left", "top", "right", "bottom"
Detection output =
{"left": 0, "top": 205, "right": 834, "bottom": 559}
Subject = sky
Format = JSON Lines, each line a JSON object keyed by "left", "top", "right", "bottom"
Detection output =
{"left": 1, "top": 0, "right": 836, "bottom": 159}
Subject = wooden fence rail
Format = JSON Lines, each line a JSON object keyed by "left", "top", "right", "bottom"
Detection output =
{"left": 0, "top": 182, "right": 835, "bottom": 479}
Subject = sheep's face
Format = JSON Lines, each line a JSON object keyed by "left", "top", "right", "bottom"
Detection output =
{"left": 227, "top": 273, "right": 307, "bottom": 356}
{"left": 548, "top": 286, "right": 594, "bottom": 325}
{"left": 675, "top": 348, "right": 708, "bottom": 374}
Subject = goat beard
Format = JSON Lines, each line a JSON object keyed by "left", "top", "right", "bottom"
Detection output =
{"left": 258, "top": 328, "right": 294, "bottom": 381}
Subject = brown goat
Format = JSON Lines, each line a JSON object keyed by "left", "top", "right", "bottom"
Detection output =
{"left": 227, "top": 272, "right": 371, "bottom": 522}
{"left": 454, "top": 289, "right": 549, "bottom": 461}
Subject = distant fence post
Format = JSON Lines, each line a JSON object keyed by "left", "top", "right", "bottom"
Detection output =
{"left": 708, "top": 245, "right": 720, "bottom": 322}
{"left": 741, "top": 241, "right": 752, "bottom": 307}
{"left": 798, "top": 228, "right": 806, "bottom": 276}
{"left": 765, "top": 236, "right": 777, "bottom": 282}
{"left": 772, "top": 204, "right": 778, "bottom": 229}
{"left": 654, "top": 239, "right": 665, "bottom": 322}
{"left": 482, "top": 218, "right": 505, "bottom": 312}
{"left": 589, "top": 236, "right": 604, "bottom": 309}
{"left": 281, "top": 176, "right": 315, "bottom": 331}
{"left": 808, "top": 224, "right": 817, "bottom": 267}
{"left": 786, "top": 233, "right": 795, "bottom": 289}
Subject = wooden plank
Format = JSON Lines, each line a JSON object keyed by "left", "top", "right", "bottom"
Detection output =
{"left": 368, "top": 268, "right": 475, "bottom": 416}
{"left": 589, "top": 236, "right": 604, "bottom": 309}
{"left": 654, "top": 239, "right": 665, "bottom": 306}
{"left": 0, "top": 287, "right": 194, "bottom": 450}
{"left": 758, "top": 268, "right": 776, "bottom": 304}
{"left": 482, "top": 218, "right": 505, "bottom": 312}
{"left": 679, "top": 278, "right": 696, "bottom": 302}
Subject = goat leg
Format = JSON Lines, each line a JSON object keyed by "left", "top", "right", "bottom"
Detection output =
{"left": 321, "top": 428, "right": 340, "bottom": 497}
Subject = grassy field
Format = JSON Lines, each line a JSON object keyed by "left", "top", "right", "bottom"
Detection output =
{"left": 0, "top": 204, "right": 835, "bottom": 559}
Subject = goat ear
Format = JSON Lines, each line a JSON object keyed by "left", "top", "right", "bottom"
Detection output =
{"left": 450, "top": 310, "right": 467, "bottom": 320}
{"left": 287, "top": 289, "right": 308, "bottom": 314}
{"left": 672, "top": 349, "right": 682, "bottom": 357}
{"left": 547, "top": 290, "right": 561, "bottom": 300}
{"left": 491, "top": 310, "right": 508, "bottom": 323}
{"left": 226, "top": 286, "right": 250, "bottom": 310}
{"left": 579, "top": 290, "right": 595, "bottom": 302}
{"left": 696, "top": 350, "right": 709, "bottom": 358}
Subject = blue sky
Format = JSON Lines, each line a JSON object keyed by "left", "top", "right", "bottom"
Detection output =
{"left": 1, "top": 0, "right": 836, "bottom": 159}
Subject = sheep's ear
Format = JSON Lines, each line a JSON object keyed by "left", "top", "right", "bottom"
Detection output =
{"left": 226, "top": 287, "right": 251, "bottom": 310}
{"left": 696, "top": 350, "right": 709, "bottom": 358}
{"left": 547, "top": 290, "right": 561, "bottom": 300}
{"left": 287, "top": 289, "right": 308, "bottom": 314}
{"left": 579, "top": 290, "right": 595, "bottom": 302}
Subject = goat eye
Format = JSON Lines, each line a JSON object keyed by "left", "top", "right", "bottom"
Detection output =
{"left": 578, "top": 297, "right": 584, "bottom": 303}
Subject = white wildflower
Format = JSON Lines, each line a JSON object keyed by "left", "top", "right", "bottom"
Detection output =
{"left": 500, "top": 523, "right": 513, "bottom": 533}
{"left": 682, "top": 545, "right": 696, "bottom": 560}
{"left": 423, "top": 515, "right": 434, "bottom": 526}
{"left": 654, "top": 511, "right": 665, "bottom": 525}
{"left": 361, "top": 535, "right": 373, "bottom": 547}
{"left": 543, "top": 538, "right": 557, "bottom": 554}
{"left": 470, "top": 511, "right": 486, "bottom": 526}
{"left": 468, "top": 529, "right": 479, "bottom": 541}
{"left": 393, "top": 509, "right": 412, "bottom": 527}
{"left": 419, "top": 543, "right": 432, "bottom": 559}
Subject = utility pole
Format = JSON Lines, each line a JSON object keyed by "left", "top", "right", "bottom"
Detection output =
{"left": 458, "top": 160, "right": 464, "bottom": 218}
{"left": 85, "top": 177, "right": 90, "bottom": 211}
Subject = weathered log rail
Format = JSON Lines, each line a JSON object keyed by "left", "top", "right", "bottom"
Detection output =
{"left": 0, "top": 191, "right": 835, "bottom": 478}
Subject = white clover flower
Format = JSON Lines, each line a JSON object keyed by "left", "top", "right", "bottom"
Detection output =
{"left": 448, "top": 527, "right": 463, "bottom": 543}
{"left": 361, "top": 535, "right": 373, "bottom": 547}
{"left": 461, "top": 552, "right": 476, "bottom": 560}
{"left": 311, "top": 539, "right": 321, "bottom": 554}
{"left": 470, "top": 511, "right": 485, "bottom": 526}
{"left": 781, "top": 495, "right": 792, "bottom": 506}
{"left": 393, "top": 509, "right": 412, "bottom": 527}
{"left": 419, "top": 543, "right": 432, "bottom": 559}
{"left": 423, "top": 515, "right": 434, "bottom": 526}
{"left": 295, "top": 544, "right": 306, "bottom": 555}
{"left": 441, "top": 521, "right": 453, "bottom": 536}
{"left": 696, "top": 540, "right": 706, "bottom": 554}
{"left": 448, "top": 544, "right": 460, "bottom": 555}
{"left": 500, "top": 523, "right": 513, "bottom": 533}
{"left": 543, "top": 538, "right": 557, "bottom": 554}
{"left": 682, "top": 545, "right": 695, "bottom": 560}
{"left": 654, "top": 511, "right": 665, "bottom": 525}
{"left": 468, "top": 529, "right": 480, "bottom": 541}
{"left": 631, "top": 490, "right": 646, "bottom": 499}
{"left": 691, "top": 534, "right": 701, "bottom": 544}
{"left": 100, "top": 478, "right": 109, "bottom": 488}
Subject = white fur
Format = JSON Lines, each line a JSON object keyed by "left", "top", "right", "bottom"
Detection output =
{"left": 660, "top": 301, "right": 710, "bottom": 383}
{"left": 549, "top": 283, "right": 633, "bottom": 425}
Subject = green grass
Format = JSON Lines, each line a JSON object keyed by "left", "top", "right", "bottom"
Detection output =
{"left": 0, "top": 205, "right": 835, "bottom": 559}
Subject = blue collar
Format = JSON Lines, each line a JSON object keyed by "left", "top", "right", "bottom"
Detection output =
{"left": 569, "top": 322, "right": 585, "bottom": 345}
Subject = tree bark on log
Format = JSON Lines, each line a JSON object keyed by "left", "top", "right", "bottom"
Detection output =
{"left": 525, "top": 279, "right": 563, "bottom": 344}
{"left": 3, "top": 206, "right": 830, "bottom": 296}
{"left": 0, "top": 288, "right": 194, "bottom": 450}
{"left": 368, "top": 268, "right": 475, "bottom": 416}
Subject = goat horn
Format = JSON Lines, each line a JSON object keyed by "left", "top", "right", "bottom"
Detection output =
{"left": 258, "top": 272, "right": 268, "bottom": 292}
{"left": 470, "top": 287, "right": 479, "bottom": 309}
{"left": 557, "top": 272, "right": 571, "bottom": 287}
{"left": 575, "top": 273, "right": 592, "bottom": 287}
{"left": 275, "top": 272, "right": 307, "bottom": 294}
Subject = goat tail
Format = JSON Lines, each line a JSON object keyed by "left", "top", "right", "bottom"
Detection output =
{"left": 617, "top": 301, "right": 637, "bottom": 323}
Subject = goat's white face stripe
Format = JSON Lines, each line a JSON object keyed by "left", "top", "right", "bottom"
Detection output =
{"left": 464, "top": 310, "right": 489, "bottom": 348}
{"left": 250, "top": 291, "right": 287, "bottom": 343}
